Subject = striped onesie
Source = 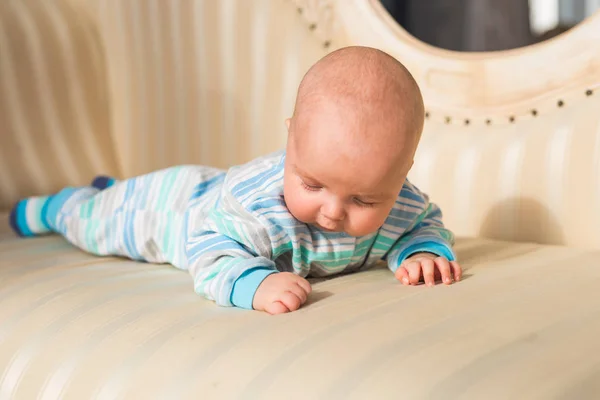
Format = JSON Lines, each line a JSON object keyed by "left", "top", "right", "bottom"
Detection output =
{"left": 9, "top": 151, "right": 456, "bottom": 309}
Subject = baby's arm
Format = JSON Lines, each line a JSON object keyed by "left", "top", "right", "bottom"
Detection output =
{"left": 186, "top": 193, "right": 310, "bottom": 313}
{"left": 385, "top": 187, "right": 461, "bottom": 286}
{"left": 187, "top": 219, "right": 276, "bottom": 309}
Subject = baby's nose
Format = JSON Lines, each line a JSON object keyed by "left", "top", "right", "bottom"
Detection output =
{"left": 321, "top": 201, "right": 345, "bottom": 221}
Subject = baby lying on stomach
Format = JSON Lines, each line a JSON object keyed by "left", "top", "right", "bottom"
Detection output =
{"left": 10, "top": 46, "right": 461, "bottom": 314}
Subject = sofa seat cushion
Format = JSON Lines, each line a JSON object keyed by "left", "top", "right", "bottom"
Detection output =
{"left": 1, "top": 213, "right": 599, "bottom": 399}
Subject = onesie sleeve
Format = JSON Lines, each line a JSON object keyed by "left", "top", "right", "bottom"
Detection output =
{"left": 185, "top": 154, "right": 288, "bottom": 309}
{"left": 384, "top": 185, "right": 456, "bottom": 273}
{"left": 186, "top": 184, "right": 279, "bottom": 308}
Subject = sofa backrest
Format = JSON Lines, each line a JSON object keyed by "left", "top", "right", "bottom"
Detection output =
{"left": 338, "top": 1, "right": 600, "bottom": 249}
{"left": 3, "top": 0, "right": 600, "bottom": 249}
{"left": 0, "top": 0, "right": 335, "bottom": 210}
{"left": 0, "top": 0, "right": 119, "bottom": 210}
{"left": 87, "top": 0, "right": 334, "bottom": 176}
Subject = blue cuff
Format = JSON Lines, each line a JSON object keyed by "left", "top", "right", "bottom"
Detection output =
{"left": 45, "top": 187, "right": 79, "bottom": 230}
{"left": 230, "top": 268, "right": 278, "bottom": 310}
{"left": 398, "top": 241, "right": 456, "bottom": 267}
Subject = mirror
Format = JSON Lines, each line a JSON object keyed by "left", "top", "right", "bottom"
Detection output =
{"left": 380, "top": 0, "right": 600, "bottom": 51}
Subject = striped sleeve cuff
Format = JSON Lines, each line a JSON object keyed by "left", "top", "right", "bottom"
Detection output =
{"left": 401, "top": 241, "right": 456, "bottom": 264}
{"left": 389, "top": 238, "right": 456, "bottom": 272}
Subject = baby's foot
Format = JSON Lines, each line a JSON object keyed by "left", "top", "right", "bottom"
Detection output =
{"left": 90, "top": 175, "right": 116, "bottom": 190}
{"left": 9, "top": 195, "right": 53, "bottom": 237}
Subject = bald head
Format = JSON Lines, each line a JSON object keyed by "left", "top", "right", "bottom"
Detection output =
{"left": 283, "top": 47, "right": 426, "bottom": 235}
{"left": 291, "top": 46, "right": 425, "bottom": 154}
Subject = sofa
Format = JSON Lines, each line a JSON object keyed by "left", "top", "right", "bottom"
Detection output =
{"left": 1, "top": 0, "right": 600, "bottom": 398}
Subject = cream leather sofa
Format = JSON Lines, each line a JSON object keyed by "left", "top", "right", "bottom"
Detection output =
{"left": 1, "top": 1, "right": 600, "bottom": 398}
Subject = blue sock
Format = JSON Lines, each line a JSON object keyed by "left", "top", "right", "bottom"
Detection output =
{"left": 91, "top": 175, "right": 116, "bottom": 190}
{"left": 9, "top": 195, "right": 53, "bottom": 237}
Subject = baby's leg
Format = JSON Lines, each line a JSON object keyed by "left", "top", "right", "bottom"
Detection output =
{"left": 9, "top": 194, "right": 55, "bottom": 237}
{"left": 9, "top": 172, "right": 121, "bottom": 238}
{"left": 10, "top": 166, "right": 222, "bottom": 267}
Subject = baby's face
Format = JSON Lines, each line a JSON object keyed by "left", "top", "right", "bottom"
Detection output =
{"left": 283, "top": 104, "right": 414, "bottom": 237}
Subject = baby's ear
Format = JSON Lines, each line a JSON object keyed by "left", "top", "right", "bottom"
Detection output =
{"left": 285, "top": 118, "right": 291, "bottom": 130}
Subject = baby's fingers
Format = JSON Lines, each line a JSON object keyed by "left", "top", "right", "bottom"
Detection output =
{"left": 406, "top": 261, "right": 422, "bottom": 285}
{"left": 435, "top": 257, "right": 453, "bottom": 285}
{"left": 265, "top": 301, "right": 290, "bottom": 315}
{"left": 280, "top": 291, "right": 303, "bottom": 312}
{"left": 421, "top": 259, "right": 436, "bottom": 287}
{"left": 289, "top": 283, "right": 309, "bottom": 304}
{"left": 451, "top": 261, "right": 462, "bottom": 282}
{"left": 395, "top": 266, "right": 410, "bottom": 285}
{"left": 294, "top": 277, "right": 312, "bottom": 296}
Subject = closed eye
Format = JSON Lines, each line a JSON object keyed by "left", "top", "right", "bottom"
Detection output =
{"left": 301, "top": 181, "right": 322, "bottom": 192}
{"left": 353, "top": 198, "right": 376, "bottom": 208}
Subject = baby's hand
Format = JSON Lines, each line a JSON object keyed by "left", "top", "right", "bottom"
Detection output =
{"left": 253, "top": 272, "right": 312, "bottom": 315}
{"left": 395, "top": 252, "right": 462, "bottom": 287}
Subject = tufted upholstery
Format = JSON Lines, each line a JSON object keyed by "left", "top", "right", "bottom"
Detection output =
{"left": 338, "top": 0, "right": 600, "bottom": 248}
{"left": 2, "top": 1, "right": 600, "bottom": 398}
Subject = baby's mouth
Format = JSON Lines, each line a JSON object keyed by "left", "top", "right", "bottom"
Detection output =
{"left": 316, "top": 222, "right": 342, "bottom": 233}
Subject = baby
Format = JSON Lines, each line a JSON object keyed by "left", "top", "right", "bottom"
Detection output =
{"left": 9, "top": 46, "right": 461, "bottom": 315}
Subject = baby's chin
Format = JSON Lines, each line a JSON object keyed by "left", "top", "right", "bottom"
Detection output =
{"left": 312, "top": 222, "right": 379, "bottom": 237}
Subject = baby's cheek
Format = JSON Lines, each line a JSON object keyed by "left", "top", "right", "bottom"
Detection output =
{"left": 348, "top": 209, "right": 388, "bottom": 236}
{"left": 284, "top": 188, "right": 316, "bottom": 223}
